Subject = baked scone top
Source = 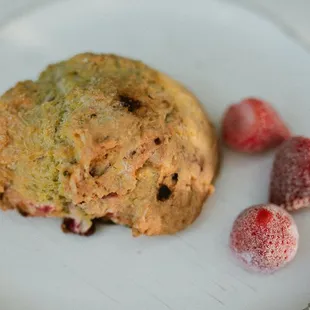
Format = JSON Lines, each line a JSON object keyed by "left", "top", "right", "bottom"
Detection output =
{"left": 0, "top": 53, "right": 218, "bottom": 235}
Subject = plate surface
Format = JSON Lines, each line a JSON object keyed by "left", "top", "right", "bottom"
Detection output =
{"left": 0, "top": 0, "right": 310, "bottom": 309}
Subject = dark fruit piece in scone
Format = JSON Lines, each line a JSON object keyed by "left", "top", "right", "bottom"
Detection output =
{"left": 119, "top": 95, "right": 141, "bottom": 112}
{"left": 270, "top": 136, "right": 310, "bottom": 211}
{"left": 222, "top": 98, "right": 290, "bottom": 153}
{"left": 62, "top": 218, "right": 96, "bottom": 236}
{"left": 154, "top": 138, "right": 161, "bottom": 145}
{"left": 230, "top": 204, "right": 299, "bottom": 273}
{"left": 171, "top": 173, "right": 178, "bottom": 183}
{"left": 157, "top": 185, "right": 172, "bottom": 201}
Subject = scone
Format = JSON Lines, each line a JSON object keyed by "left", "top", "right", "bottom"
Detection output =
{"left": 0, "top": 53, "right": 218, "bottom": 236}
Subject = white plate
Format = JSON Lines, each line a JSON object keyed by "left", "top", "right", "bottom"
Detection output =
{"left": 0, "top": 1, "right": 309, "bottom": 309}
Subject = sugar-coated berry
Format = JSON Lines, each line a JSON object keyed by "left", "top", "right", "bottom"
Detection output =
{"left": 270, "top": 136, "right": 310, "bottom": 211}
{"left": 230, "top": 204, "right": 299, "bottom": 273}
{"left": 222, "top": 98, "right": 290, "bottom": 153}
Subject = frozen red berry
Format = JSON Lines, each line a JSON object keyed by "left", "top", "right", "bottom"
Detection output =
{"left": 270, "top": 136, "right": 310, "bottom": 211}
{"left": 222, "top": 98, "right": 290, "bottom": 153}
{"left": 230, "top": 204, "right": 299, "bottom": 273}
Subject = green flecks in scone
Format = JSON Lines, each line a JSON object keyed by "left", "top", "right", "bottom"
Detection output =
{"left": 0, "top": 53, "right": 218, "bottom": 237}
{"left": 13, "top": 102, "right": 62, "bottom": 203}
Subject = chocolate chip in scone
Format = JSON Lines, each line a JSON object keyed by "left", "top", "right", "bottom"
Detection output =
{"left": 154, "top": 138, "right": 161, "bottom": 145}
{"left": 90, "top": 113, "right": 97, "bottom": 118}
{"left": 171, "top": 173, "right": 178, "bottom": 183}
{"left": 119, "top": 95, "right": 141, "bottom": 112}
{"left": 0, "top": 192, "right": 3, "bottom": 200}
{"left": 157, "top": 184, "right": 172, "bottom": 201}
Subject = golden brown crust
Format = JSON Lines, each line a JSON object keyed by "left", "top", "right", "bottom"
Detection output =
{"left": 0, "top": 53, "right": 218, "bottom": 236}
